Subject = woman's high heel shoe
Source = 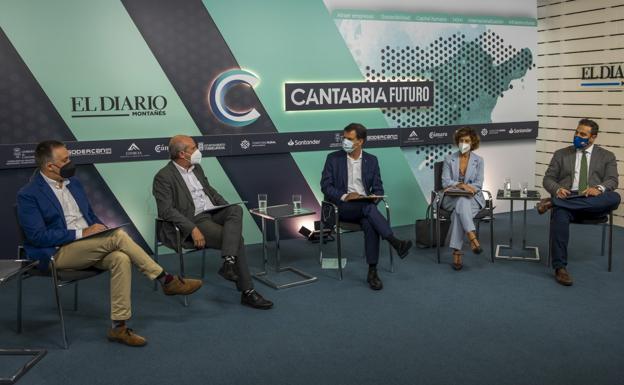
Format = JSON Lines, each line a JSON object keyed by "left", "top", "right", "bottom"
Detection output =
{"left": 467, "top": 231, "right": 483, "bottom": 254}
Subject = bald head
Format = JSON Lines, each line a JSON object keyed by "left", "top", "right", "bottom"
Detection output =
{"left": 168, "top": 135, "right": 195, "bottom": 161}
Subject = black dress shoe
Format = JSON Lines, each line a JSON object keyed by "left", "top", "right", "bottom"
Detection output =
{"left": 394, "top": 239, "right": 413, "bottom": 259}
{"left": 218, "top": 262, "right": 239, "bottom": 283}
{"left": 367, "top": 268, "right": 383, "bottom": 291}
{"left": 241, "top": 290, "right": 273, "bottom": 309}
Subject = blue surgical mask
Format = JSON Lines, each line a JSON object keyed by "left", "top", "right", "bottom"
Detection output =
{"left": 573, "top": 135, "right": 589, "bottom": 149}
{"left": 342, "top": 138, "right": 355, "bottom": 154}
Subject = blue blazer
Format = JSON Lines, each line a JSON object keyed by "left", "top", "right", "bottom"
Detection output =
{"left": 441, "top": 151, "right": 486, "bottom": 208}
{"left": 320, "top": 150, "right": 384, "bottom": 204}
{"left": 16, "top": 173, "right": 101, "bottom": 270}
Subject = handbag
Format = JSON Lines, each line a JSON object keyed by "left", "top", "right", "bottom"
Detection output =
{"left": 415, "top": 202, "right": 450, "bottom": 248}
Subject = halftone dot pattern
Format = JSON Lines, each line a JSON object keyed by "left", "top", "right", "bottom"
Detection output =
{"left": 365, "top": 30, "right": 535, "bottom": 169}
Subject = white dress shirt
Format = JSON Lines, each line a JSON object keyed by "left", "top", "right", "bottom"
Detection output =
{"left": 341, "top": 153, "right": 367, "bottom": 201}
{"left": 41, "top": 173, "right": 89, "bottom": 239}
{"left": 173, "top": 162, "right": 215, "bottom": 215}
{"left": 571, "top": 144, "right": 593, "bottom": 191}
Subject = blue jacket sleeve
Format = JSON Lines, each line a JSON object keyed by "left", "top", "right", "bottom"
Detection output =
{"left": 320, "top": 155, "right": 344, "bottom": 203}
{"left": 467, "top": 158, "right": 484, "bottom": 192}
{"left": 370, "top": 157, "right": 384, "bottom": 196}
{"left": 17, "top": 191, "right": 76, "bottom": 248}
{"left": 441, "top": 157, "right": 458, "bottom": 189}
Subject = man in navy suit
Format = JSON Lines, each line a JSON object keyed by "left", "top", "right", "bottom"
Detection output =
{"left": 17, "top": 140, "right": 202, "bottom": 346}
{"left": 321, "top": 123, "right": 412, "bottom": 290}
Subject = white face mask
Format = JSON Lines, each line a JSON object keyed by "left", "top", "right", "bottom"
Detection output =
{"left": 459, "top": 142, "right": 470, "bottom": 154}
{"left": 187, "top": 149, "right": 202, "bottom": 165}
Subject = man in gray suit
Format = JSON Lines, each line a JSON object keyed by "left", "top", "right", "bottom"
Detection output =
{"left": 153, "top": 135, "right": 273, "bottom": 309}
{"left": 537, "top": 119, "right": 620, "bottom": 286}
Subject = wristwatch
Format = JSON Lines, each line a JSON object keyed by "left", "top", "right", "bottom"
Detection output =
{"left": 596, "top": 185, "right": 605, "bottom": 193}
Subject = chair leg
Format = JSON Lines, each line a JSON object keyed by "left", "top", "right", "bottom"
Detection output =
{"left": 319, "top": 219, "right": 324, "bottom": 265}
{"left": 153, "top": 221, "right": 160, "bottom": 292}
{"left": 436, "top": 217, "right": 441, "bottom": 264}
{"left": 17, "top": 272, "right": 23, "bottom": 333}
{"left": 337, "top": 227, "right": 343, "bottom": 281}
{"left": 608, "top": 214, "right": 613, "bottom": 272}
{"left": 547, "top": 212, "right": 553, "bottom": 268}
{"left": 179, "top": 249, "right": 188, "bottom": 307}
{"left": 51, "top": 265, "right": 68, "bottom": 349}
{"left": 385, "top": 205, "right": 394, "bottom": 273}
{"left": 601, "top": 223, "right": 606, "bottom": 256}
{"left": 201, "top": 249, "right": 206, "bottom": 279}
{"left": 73, "top": 282, "right": 79, "bottom": 311}
{"left": 489, "top": 218, "right": 494, "bottom": 263}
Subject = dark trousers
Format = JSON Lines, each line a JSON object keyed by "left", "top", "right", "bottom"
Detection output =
{"left": 550, "top": 191, "right": 621, "bottom": 269}
{"left": 184, "top": 205, "right": 253, "bottom": 291}
{"left": 338, "top": 201, "right": 393, "bottom": 265}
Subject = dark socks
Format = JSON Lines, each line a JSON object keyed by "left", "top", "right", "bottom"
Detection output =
{"left": 369, "top": 264, "right": 377, "bottom": 271}
{"left": 156, "top": 270, "right": 174, "bottom": 286}
{"left": 112, "top": 320, "right": 126, "bottom": 329}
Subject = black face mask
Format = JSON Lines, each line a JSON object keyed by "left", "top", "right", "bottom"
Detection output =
{"left": 54, "top": 161, "right": 76, "bottom": 179}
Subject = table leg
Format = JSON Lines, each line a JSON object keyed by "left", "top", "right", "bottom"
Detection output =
{"left": 509, "top": 200, "right": 514, "bottom": 248}
{"left": 495, "top": 198, "right": 540, "bottom": 261}
{"left": 523, "top": 200, "right": 527, "bottom": 248}
{"left": 274, "top": 219, "right": 281, "bottom": 271}
{"left": 252, "top": 216, "right": 317, "bottom": 290}
{"left": 262, "top": 217, "right": 267, "bottom": 273}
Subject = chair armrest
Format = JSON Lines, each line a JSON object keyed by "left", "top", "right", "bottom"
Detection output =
{"left": 155, "top": 217, "right": 181, "bottom": 232}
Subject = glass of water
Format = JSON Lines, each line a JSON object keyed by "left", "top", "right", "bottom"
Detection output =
{"left": 258, "top": 194, "right": 267, "bottom": 211}
{"left": 292, "top": 194, "right": 302, "bottom": 212}
{"left": 520, "top": 182, "right": 529, "bottom": 198}
{"left": 503, "top": 177, "right": 512, "bottom": 197}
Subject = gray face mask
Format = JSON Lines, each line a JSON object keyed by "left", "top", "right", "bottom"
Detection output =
{"left": 458, "top": 142, "right": 470, "bottom": 154}
{"left": 342, "top": 138, "right": 355, "bottom": 153}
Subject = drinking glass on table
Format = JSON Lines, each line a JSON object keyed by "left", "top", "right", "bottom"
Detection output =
{"left": 258, "top": 194, "right": 268, "bottom": 211}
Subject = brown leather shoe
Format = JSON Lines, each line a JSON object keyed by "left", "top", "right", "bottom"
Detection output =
{"left": 555, "top": 268, "right": 573, "bottom": 286}
{"left": 107, "top": 326, "right": 147, "bottom": 347}
{"left": 535, "top": 198, "right": 553, "bottom": 215}
{"left": 162, "top": 276, "right": 203, "bottom": 296}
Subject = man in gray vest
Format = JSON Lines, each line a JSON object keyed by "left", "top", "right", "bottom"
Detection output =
{"left": 537, "top": 119, "right": 620, "bottom": 286}
{"left": 153, "top": 135, "right": 273, "bottom": 309}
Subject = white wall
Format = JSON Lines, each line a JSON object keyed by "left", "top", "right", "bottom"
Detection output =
{"left": 323, "top": 0, "right": 537, "bottom": 18}
{"left": 536, "top": 0, "right": 624, "bottom": 226}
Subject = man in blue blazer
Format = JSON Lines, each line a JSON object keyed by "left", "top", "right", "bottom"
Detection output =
{"left": 321, "top": 123, "right": 412, "bottom": 290}
{"left": 17, "top": 140, "right": 202, "bottom": 346}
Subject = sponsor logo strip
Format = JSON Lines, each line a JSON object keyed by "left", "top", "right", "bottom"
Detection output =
{"left": 0, "top": 121, "right": 537, "bottom": 169}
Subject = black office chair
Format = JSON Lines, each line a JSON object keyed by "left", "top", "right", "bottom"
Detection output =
{"left": 153, "top": 218, "right": 206, "bottom": 307}
{"left": 14, "top": 207, "right": 104, "bottom": 349}
{"left": 319, "top": 199, "right": 394, "bottom": 280}
{"left": 547, "top": 210, "right": 614, "bottom": 271}
{"left": 430, "top": 161, "right": 495, "bottom": 263}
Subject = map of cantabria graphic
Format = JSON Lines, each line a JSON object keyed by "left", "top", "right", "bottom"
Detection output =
{"left": 337, "top": 19, "right": 536, "bottom": 194}
{"left": 366, "top": 30, "right": 534, "bottom": 129}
